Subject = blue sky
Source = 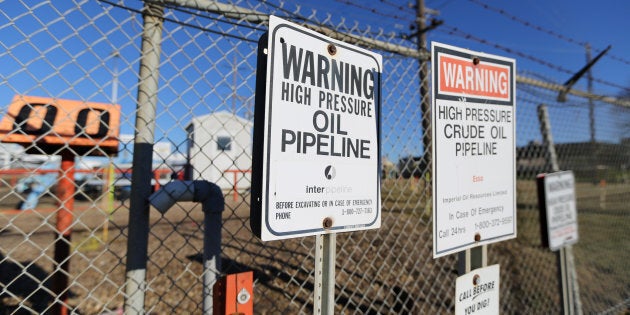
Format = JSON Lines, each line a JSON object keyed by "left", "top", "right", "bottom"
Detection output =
{"left": 430, "top": 0, "right": 630, "bottom": 96}
{"left": 317, "top": 0, "right": 630, "bottom": 96}
{"left": 1, "top": 0, "right": 628, "bottom": 163}
{"left": 428, "top": 0, "right": 630, "bottom": 147}
{"left": 304, "top": 0, "right": 630, "bottom": 151}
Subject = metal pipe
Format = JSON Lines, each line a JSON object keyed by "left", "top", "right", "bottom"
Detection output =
{"left": 52, "top": 151, "right": 75, "bottom": 315}
{"left": 518, "top": 75, "right": 630, "bottom": 108}
{"left": 537, "top": 105, "right": 559, "bottom": 173}
{"left": 417, "top": 0, "right": 431, "bottom": 177}
{"left": 124, "top": 2, "right": 164, "bottom": 314}
{"left": 149, "top": 180, "right": 225, "bottom": 315}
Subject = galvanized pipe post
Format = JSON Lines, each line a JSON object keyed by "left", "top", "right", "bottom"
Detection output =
{"left": 458, "top": 245, "right": 488, "bottom": 274}
{"left": 124, "top": 2, "right": 164, "bottom": 313}
{"left": 417, "top": 0, "right": 431, "bottom": 164}
{"left": 314, "top": 233, "right": 336, "bottom": 314}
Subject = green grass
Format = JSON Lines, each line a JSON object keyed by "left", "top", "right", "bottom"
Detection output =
{"left": 573, "top": 211, "right": 630, "bottom": 312}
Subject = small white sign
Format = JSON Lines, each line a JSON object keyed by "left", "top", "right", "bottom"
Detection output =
{"left": 542, "top": 171, "right": 578, "bottom": 250}
{"left": 431, "top": 42, "right": 517, "bottom": 257}
{"left": 255, "top": 16, "right": 382, "bottom": 240}
{"left": 455, "top": 264, "right": 500, "bottom": 315}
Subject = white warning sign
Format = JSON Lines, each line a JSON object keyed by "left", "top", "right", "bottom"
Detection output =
{"left": 538, "top": 171, "right": 578, "bottom": 250}
{"left": 251, "top": 16, "right": 382, "bottom": 241}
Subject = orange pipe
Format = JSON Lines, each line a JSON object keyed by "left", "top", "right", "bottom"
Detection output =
{"left": 223, "top": 169, "right": 252, "bottom": 202}
{"left": 52, "top": 152, "right": 75, "bottom": 315}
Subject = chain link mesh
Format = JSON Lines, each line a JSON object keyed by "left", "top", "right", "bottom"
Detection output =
{"left": 0, "top": 1, "right": 628, "bottom": 314}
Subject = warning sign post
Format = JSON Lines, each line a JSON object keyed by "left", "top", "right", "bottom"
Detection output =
{"left": 431, "top": 42, "right": 517, "bottom": 258}
{"left": 251, "top": 16, "right": 382, "bottom": 241}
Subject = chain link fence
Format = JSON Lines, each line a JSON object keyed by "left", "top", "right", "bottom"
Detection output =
{"left": 0, "top": 1, "right": 628, "bottom": 314}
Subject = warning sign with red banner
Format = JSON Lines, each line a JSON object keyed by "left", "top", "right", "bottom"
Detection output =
{"left": 431, "top": 42, "right": 516, "bottom": 258}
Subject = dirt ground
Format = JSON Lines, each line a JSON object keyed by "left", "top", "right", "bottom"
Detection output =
{"left": 1, "top": 179, "right": 628, "bottom": 314}
{"left": 0, "top": 179, "right": 442, "bottom": 314}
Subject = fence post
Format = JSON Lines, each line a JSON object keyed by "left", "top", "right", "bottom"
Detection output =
{"left": 124, "top": 2, "right": 164, "bottom": 313}
{"left": 537, "top": 104, "right": 582, "bottom": 315}
{"left": 417, "top": 0, "right": 432, "bottom": 164}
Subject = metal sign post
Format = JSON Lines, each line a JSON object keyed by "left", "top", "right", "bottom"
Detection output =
{"left": 251, "top": 15, "right": 382, "bottom": 314}
{"left": 314, "top": 233, "right": 336, "bottom": 314}
{"left": 537, "top": 104, "right": 582, "bottom": 315}
{"left": 458, "top": 245, "right": 487, "bottom": 274}
{"left": 431, "top": 42, "right": 515, "bottom": 315}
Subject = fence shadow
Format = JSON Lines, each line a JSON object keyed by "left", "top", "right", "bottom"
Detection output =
{"left": 0, "top": 252, "right": 54, "bottom": 314}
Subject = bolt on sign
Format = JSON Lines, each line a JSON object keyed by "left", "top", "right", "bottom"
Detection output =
{"left": 431, "top": 42, "right": 516, "bottom": 258}
{"left": 536, "top": 171, "right": 579, "bottom": 251}
{"left": 0, "top": 95, "right": 120, "bottom": 155}
{"left": 251, "top": 16, "right": 382, "bottom": 241}
{"left": 455, "top": 264, "right": 500, "bottom": 315}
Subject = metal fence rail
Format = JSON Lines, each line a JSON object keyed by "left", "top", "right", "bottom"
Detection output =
{"left": 0, "top": 1, "right": 628, "bottom": 314}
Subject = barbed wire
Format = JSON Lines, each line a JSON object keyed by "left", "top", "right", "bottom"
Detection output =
{"left": 467, "top": 0, "right": 630, "bottom": 67}
{"left": 438, "top": 24, "right": 630, "bottom": 93}
{"left": 96, "top": 0, "right": 257, "bottom": 42}
{"left": 161, "top": 2, "right": 267, "bottom": 32}
{"left": 334, "top": 0, "right": 415, "bottom": 21}
{"left": 253, "top": 0, "right": 312, "bottom": 24}
{"left": 256, "top": 0, "right": 418, "bottom": 48}
{"left": 379, "top": 0, "right": 415, "bottom": 13}
{"left": 100, "top": 0, "right": 628, "bottom": 93}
